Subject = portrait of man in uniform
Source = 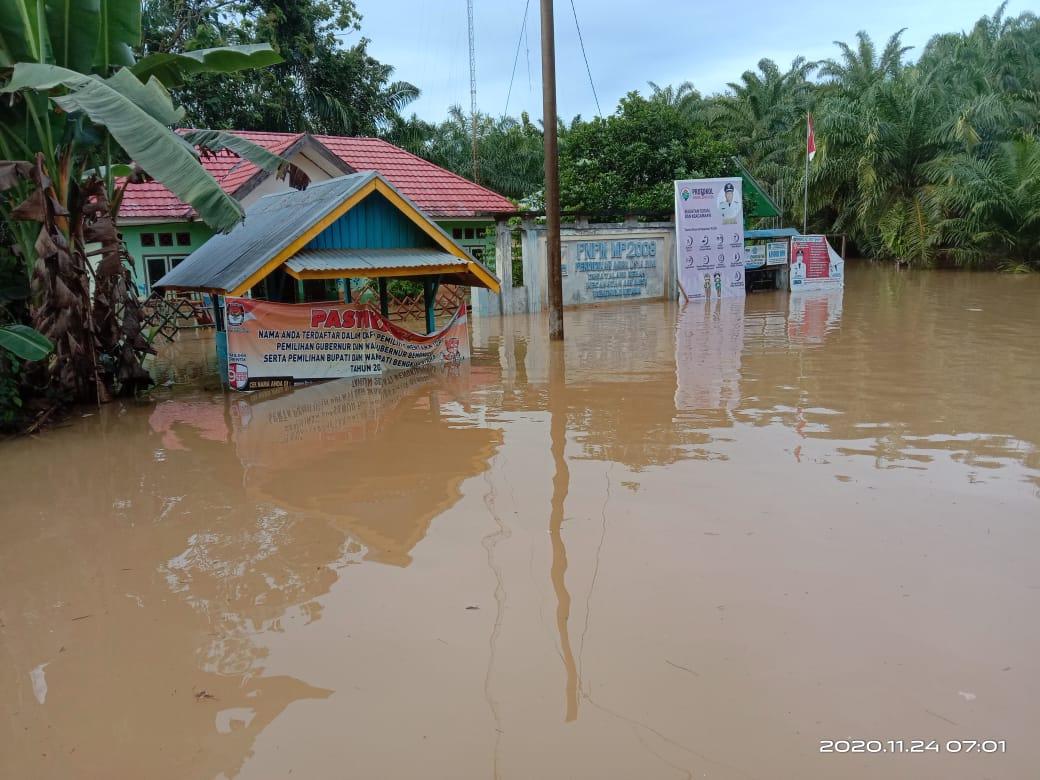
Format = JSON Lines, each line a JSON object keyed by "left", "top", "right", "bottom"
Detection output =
{"left": 718, "top": 181, "right": 742, "bottom": 225}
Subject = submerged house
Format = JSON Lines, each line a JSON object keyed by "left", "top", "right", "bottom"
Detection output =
{"left": 117, "top": 132, "right": 514, "bottom": 296}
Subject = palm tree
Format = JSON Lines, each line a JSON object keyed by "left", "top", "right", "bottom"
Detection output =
{"left": 818, "top": 29, "right": 912, "bottom": 98}
{"left": 648, "top": 81, "right": 702, "bottom": 115}
{"left": 707, "top": 58, "right": 817, "bottom": 209}
{"left": 936, "top": 136, "right": 1040, "bottom": 269}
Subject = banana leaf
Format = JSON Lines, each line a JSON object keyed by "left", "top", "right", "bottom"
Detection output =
{"left": 2, "top": 63, "right": 244, "bottom": 232}
{"left": 47, "top": 0, "right": 101, "bottom": 73}
{"left": 132, "top": 44, "right": 282, "bottom": 87}
{"left": 95, "top": 0, "right": 140, "bottom": 71}
{"left": 182, "top": 129, "right": 309, "bottom": 189}
{"left": 0, "top": 324, "right": 54, "bottom": 361}
{"left": 0, "top": 0, "right": 52, "bottom": 66}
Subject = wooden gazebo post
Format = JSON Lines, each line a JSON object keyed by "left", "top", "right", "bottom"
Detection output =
{"left": 423, "top": 276, "right": 440, "bottom": 334}
{"left": 378, "top": 278, "right": 390, "bottom": 316}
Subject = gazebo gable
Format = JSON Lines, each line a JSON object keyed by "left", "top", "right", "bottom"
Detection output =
{"left": 304, "top": 190, "right": 439, "bottom": 253}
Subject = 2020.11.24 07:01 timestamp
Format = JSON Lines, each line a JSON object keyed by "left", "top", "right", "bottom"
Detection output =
{"left": 820, "top": 740, "right": 1006, "bottom": 754}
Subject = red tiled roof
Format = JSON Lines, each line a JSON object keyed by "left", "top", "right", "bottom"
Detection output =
{"left": 117, "top": 130, "right": 515, "bottom": 221}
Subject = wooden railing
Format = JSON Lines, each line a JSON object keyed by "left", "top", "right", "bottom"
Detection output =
{"left": 350, "top": 281, "right": 468, "bottom": 324}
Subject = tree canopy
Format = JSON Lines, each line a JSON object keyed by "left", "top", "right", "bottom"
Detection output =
{"left": 141, "top": 0, "right": 419, "bottom": 135}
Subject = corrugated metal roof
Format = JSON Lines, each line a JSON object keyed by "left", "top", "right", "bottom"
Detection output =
{"left": 156, "top": 172, "right": 378, "bottom": 293}
{"left": 155, "top": 172, "right": 501, "bottom": 294}
{"left": 286, "top": 248, "right": 466, "bottom": 275}
{"left": 745, "top": 228, "right": 801, "bottom": 239}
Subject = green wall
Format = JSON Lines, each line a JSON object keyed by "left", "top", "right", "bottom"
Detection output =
{"left": 121, "top": 221, "right": 214, "bottom": 297}
{"left": 438, "top": 220, "right": 496, "bottom": 271}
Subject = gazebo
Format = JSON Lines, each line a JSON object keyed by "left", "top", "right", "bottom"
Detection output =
{"left": 156, "top": 171, "right": 500, "bottom": 334}
{"left": 156, "top": 172, "right": 500, "bottom": 389}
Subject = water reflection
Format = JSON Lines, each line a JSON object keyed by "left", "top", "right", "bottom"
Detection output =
{"left": 2, "top": 265, "right": 1038, "bottom": 779}
{"left": 548, "top": 345, "right": 578, "bottom": 722}
{"left": 0, "top": 365, "right": 501, "bottom": 778}
{"left": 674, "top": 297, "right": 745, "bottom": 418}
{"left": 231, "top": 368, "right": 501, "bottom": 566}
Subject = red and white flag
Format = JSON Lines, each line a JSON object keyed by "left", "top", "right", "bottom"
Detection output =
{"left": 806, "top": 113, "right": 817, "bottom": 162}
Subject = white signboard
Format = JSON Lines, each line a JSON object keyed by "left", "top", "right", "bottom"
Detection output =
{"left": 766, "top": 241, "right": 789, "bottom": 266}
{"left": 744, "top": 243, "right": 767, "bottom": 268}
{"left": 674, "top": 177, "right": 746, "bottom": 300}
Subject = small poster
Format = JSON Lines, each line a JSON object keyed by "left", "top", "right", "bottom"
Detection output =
{"left": 744, "top": 243, "right": 767, "bottom": 269}
{"left": 790, "top": 235, "right": 844, "bottom": 291}
{"left": 766, "top": 241, "right": 789, "bottom": 266}
{"left": 674, "top": 177, "right": 746, "bottom": 300}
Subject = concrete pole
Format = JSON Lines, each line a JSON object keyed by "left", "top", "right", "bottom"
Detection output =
{"left": 540, "top": 0, "right": 564, "bottom": 341}
{"left": 495, "top": 218, "right": 513, "bottom": 316}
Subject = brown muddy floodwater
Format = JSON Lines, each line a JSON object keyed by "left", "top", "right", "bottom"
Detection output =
{"left": 2, "top": 264, "right": 1039, "bottom": 779}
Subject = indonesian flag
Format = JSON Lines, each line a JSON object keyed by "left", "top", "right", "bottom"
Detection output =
{"left": 807, "top": 113, "right": 817, "bottom": 162}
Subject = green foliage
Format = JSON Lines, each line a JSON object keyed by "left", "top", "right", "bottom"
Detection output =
{"left": 0, "top": 0, "right": 291, "bottom": 405}
{"left": 141, "top": 0, "right": 419, "bottom": 136}
{"left": 388, "top": 107, "right": 543, "bottom": 201}
{"left": 697, "top": 2, "right": 1040, "bottom": 269}
{"left": 705, "top": 57, "right": 817, "bottom": 190}
{"left": 0, "top": 324, "right": 53, "bottom": 361}
{"left": 559, "top": 92, "right": 735, "bottom": 214}
{"left": 0, "top": 352, "right": 22, "bottom": 429}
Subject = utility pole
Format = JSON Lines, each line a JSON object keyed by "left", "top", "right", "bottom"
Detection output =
{"left": 467, "top": 0, "right": 479, "bottom": 183}
{"left": 540, "top": 0, "right": 564, "bottom": 341}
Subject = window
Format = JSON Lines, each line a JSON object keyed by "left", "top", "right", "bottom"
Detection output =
{"left": 141, "top": 233, "right": 156, "bottom": 247}
{"left": 464, "top": 228, "right": 475, "bottom": 239}
{"left": 452, "top": 228, "right": 463, "bottom": 239}
{"left": 144, "top": 255, "right": 186, "bottom": 290}
{"left": 158, "top": 233, "right": 174, "bottom": 247}
{"left": 176, "top": 232, "right": 191, "bottom": 246}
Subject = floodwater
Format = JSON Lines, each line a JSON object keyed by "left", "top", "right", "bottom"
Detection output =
{"left": 2, "top": 264, "right": 1039, "bottom": 780}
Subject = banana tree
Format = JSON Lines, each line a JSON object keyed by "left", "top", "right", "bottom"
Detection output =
{"left": 0, "top": 0, "right": 303, "bottom": 403}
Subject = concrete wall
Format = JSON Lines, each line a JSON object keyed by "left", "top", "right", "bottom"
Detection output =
{"left": 477, "top": 219, "right": 677, "bottom": 316}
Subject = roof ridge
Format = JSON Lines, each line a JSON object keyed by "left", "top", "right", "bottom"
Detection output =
{"left": 329, "top": 135, "right": 515, "bottom": 203}
{"left": 255, "top": 170, "right": 375, "bottom": 199}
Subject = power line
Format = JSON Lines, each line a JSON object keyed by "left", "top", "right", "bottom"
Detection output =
{"left": 568, "top": 0, "right": 601, "bottom": 117}
{"left": 504, "top": 0, "right": 532, "bottom": 117}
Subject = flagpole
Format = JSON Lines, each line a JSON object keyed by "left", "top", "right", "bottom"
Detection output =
{"left": 802, "top": 111, "right": 809, "bottom": 234}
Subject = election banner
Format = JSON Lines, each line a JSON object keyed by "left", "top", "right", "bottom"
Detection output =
{"left": 674, "top": 177, "right": 746, "bottom": 301}
{"left": 789, "top": 235, "right": 844, "bottom": 291}
{"left": 224, "top": 298, "right": 470, "bottom": 391}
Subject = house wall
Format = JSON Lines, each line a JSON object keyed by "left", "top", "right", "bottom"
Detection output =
{"left": 437, "top": 220, "right": 495, "bottom": 266}
{"left": 240, "top": 151, "right": 346, "bottom": 205}
{"left": 121, "top": 221, "right": 213, "bottom": 297}
{"left": 306, "top": 192, "right": 435, "bottom": 250}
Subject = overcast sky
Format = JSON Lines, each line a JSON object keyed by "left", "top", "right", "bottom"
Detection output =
{"left": 351, "top": 0, "right": 1024, "bottom": 123}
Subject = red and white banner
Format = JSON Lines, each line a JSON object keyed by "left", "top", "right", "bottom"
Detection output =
{"left": 789, "top": 235, "right": 844, "bottom": 292}
{"left": 224, "top": 298, "right": 470, "bottom": 390}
